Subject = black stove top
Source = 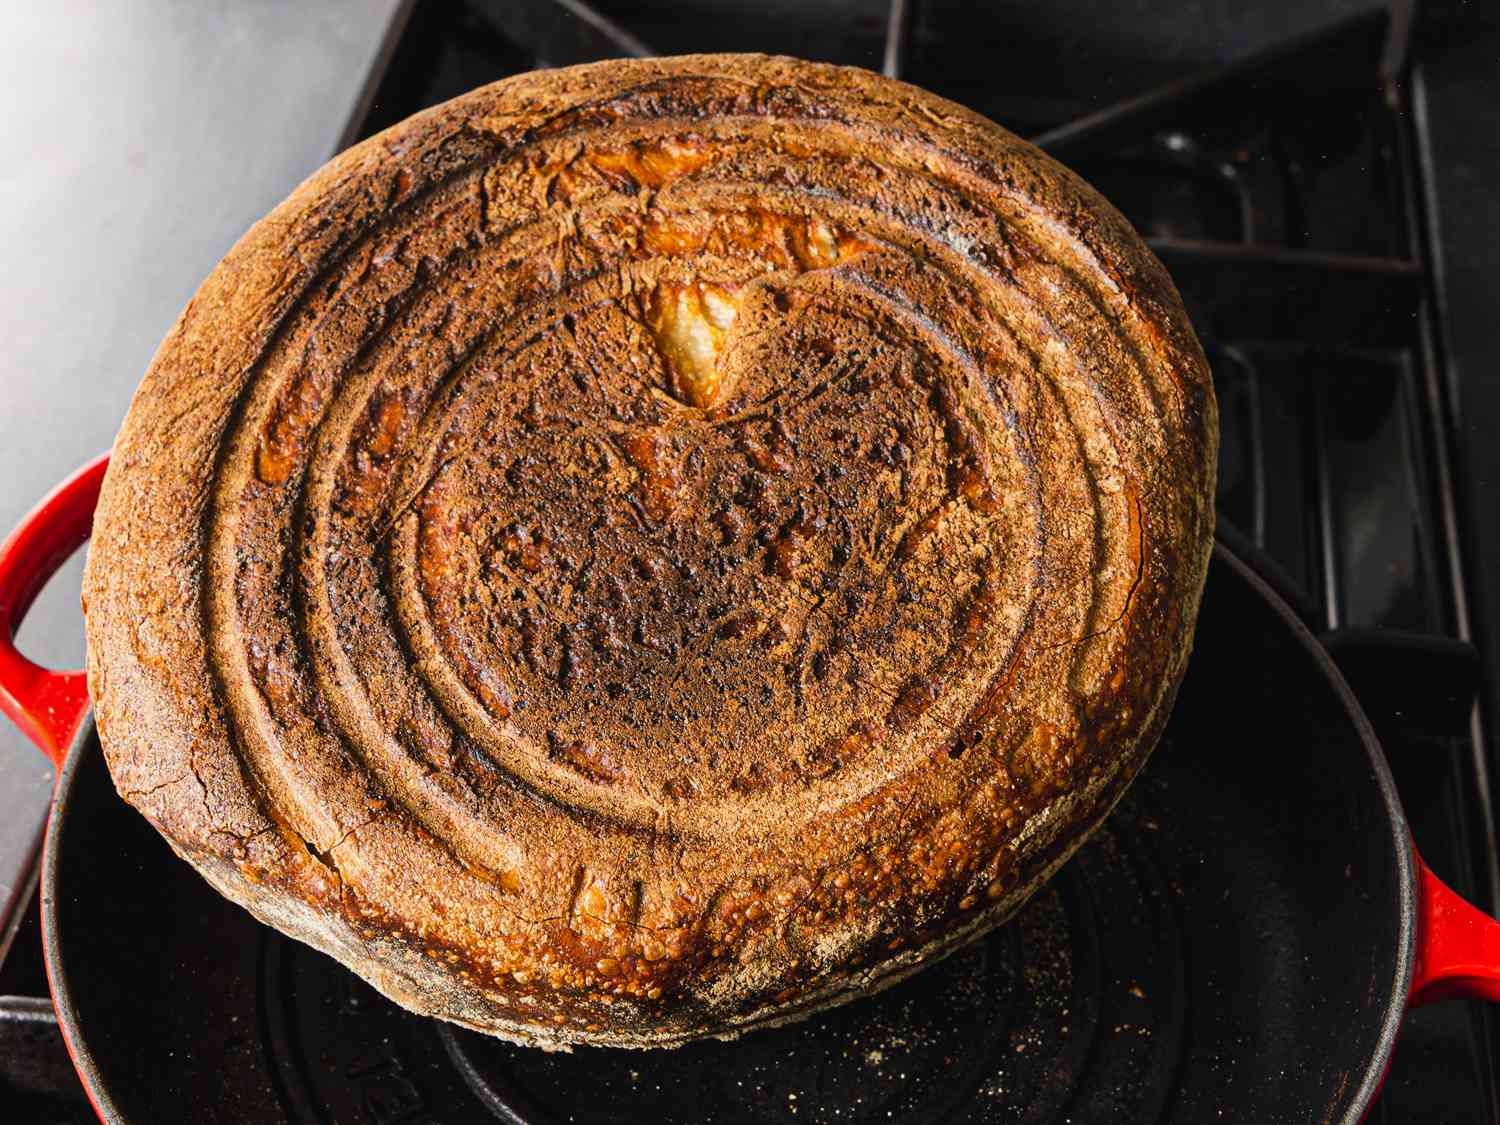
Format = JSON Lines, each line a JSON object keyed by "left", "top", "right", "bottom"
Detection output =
{"left": 4, "top": 1, "right": 1498, "bottom": 1120}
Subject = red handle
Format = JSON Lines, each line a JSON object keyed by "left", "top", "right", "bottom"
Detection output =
{"left": 1411, "top": 850, "right": 1500, "bottom": 1005}
{"left": 0, "top": 453, "right": 109, "bottom": 768}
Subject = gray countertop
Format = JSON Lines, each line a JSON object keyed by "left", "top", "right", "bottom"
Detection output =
{"left": 0, "top": 0, "right": 405, "bottom": 960}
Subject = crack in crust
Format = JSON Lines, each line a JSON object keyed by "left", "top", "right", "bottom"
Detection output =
{"left": 82, "top": 54, "right": 1217, "bottom": 1048}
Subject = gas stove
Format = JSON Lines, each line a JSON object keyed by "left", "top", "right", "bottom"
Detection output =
{"left": 3, "top": 1, "right": 1498, "bottom": 1120}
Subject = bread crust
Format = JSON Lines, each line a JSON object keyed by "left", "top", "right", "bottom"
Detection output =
{"left": 82, "top": 54, "right": 1216, "bottom": 1048}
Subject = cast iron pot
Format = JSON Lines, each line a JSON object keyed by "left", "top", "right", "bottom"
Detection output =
{"left": 3, "top": 454, "right": 1500, "bottom": 1123}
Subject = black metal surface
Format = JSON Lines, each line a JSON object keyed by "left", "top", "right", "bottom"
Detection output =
{"left": 1031, "top": 11, "right": 1389, "bottom": 159}
{"left": 0, "top": 996, "right": 89, "bottom": 1124}
{"left": 1322, "top": 629, "right": 1481, "bottom": 738}
{"left": 37, "top": 550, "right": 1413, "bottom": 1123}
{"left": 1148, "top": 242, "right": 1422, "bottom": 349}
{"left": 1414, "top": 6, "right": 1500, "bottom": 849}
{"left": 881, "top": 0, "right": 910, "bottom": 78}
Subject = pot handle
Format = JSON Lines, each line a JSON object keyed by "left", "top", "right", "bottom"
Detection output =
{"left": 0, "top": 453, "right": 110, "bottom": 768}
{"left": 1411, "top": 852, "right": 1500, "bottom": 1005}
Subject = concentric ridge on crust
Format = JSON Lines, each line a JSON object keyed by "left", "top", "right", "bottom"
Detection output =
{"left": 82, "top": 54, "right": 1216, "bottom": 1047}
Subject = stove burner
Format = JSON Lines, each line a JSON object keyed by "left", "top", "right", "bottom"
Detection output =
{"left": 260, "top": 781, "right": 1190, "bottom": 1123}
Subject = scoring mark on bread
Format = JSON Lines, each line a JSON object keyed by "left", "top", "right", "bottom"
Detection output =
{"left": 648, "top": 278, "right": 741, "bottom": 409}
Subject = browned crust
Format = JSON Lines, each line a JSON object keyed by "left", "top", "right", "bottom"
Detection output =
{"left": 81, "top": 54, "right": 1216, "bottom": 1048}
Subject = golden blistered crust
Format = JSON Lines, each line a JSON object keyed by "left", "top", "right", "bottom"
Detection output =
{"left": 82, "top": 54, "right": 1216, "bottom": 1048}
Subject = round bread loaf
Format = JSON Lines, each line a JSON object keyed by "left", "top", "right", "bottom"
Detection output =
{"left": 82, "top": 54, "right": 1216, "bottom": 1048}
